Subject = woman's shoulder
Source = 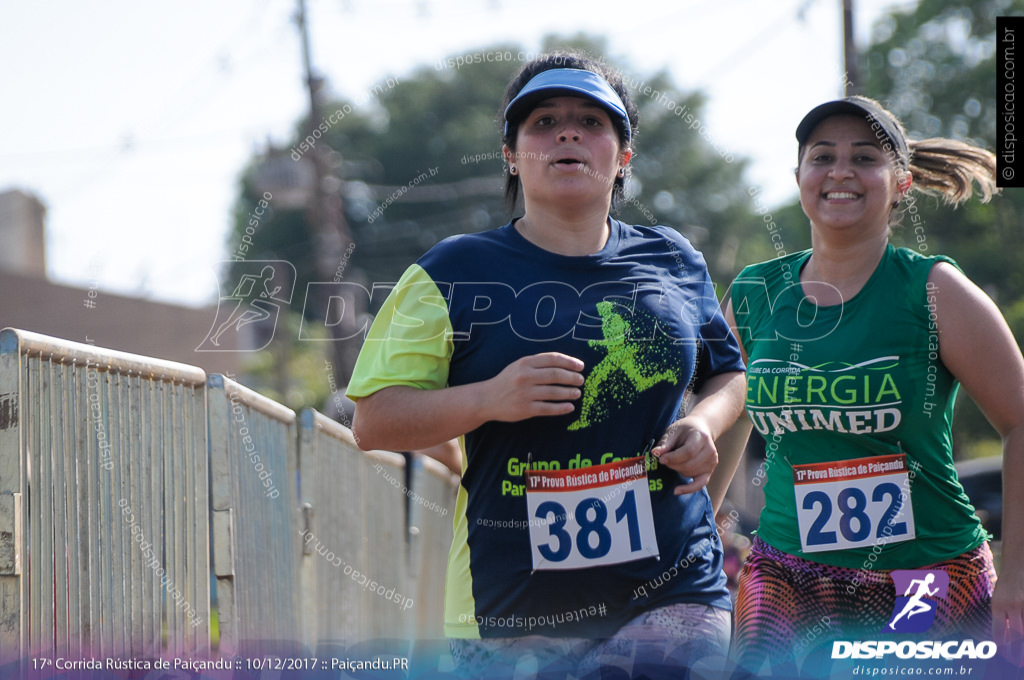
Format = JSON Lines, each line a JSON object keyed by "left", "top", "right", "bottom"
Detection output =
{"left": 887, "top": 244, "right": 958, "bottom": 269}
{"left": 622, "top": 221, "right": 691, "bottom": 243}
{"left": 417, "top": 223, "right": 517, "bottom": 268}
{"left": 735, "top": 250, "right": 810, "bottom": 280}
{"left": 884, "top": 245, "right": 960, "bottom": 291}
{"left": 616, "top": 221, "right": 704, "bottom": 259}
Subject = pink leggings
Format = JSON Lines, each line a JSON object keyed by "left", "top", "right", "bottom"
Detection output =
{"left": 733, "top": 538, "right": 995, "bottom": 671}
{"left": 450, "top": 602, "right": 731, "bottom": 677}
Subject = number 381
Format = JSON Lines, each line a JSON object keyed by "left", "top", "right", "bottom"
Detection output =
{"left": 534, "top": 490, "right": 642, "bottom": 562}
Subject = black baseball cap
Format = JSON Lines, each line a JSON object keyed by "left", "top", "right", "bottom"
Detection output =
{"left": 796, "top": 97, "right": 909, "bottom": 169}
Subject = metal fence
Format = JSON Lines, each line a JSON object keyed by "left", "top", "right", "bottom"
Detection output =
{"left": 0, "top": 328, "right": 210, "bottom": 661}
{"left": 296, "top": 409, "right": 414, "bottom": 645}
{"left": 0, "top": 328, "right": 458, "bottom": 667}
{"left": 207, "top": 373, "right": 298, "bottom": 656}
{"left": 407, "top": 453, "right": 456, "bottom": 639}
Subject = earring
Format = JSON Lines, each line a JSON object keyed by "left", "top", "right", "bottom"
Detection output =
{"left": 617, "top": 168, "right": 626, "bottom": 177}
{"left": 510, "top": 166, "right": 518, "bottom": 175}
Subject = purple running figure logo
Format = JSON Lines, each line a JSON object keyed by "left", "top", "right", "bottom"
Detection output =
{"left": 885, "top": 570, "right": 949, "bottom": 634}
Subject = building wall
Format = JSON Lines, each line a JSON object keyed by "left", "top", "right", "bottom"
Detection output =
{"left": 0, "top": 269, "right": 239, "bottom": 375}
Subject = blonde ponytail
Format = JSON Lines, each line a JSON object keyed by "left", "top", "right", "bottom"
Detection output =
{"left": 907, "top": 138, "right": 998, "bottom": 206}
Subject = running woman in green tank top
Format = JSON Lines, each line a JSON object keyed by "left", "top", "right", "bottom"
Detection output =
{"left": 713, "top": 96, "right": 1024, "bottom": 676}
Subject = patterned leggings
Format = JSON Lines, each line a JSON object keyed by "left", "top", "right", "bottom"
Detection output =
{"left": 449, "top": 602, "right": 731, "bottom": 678}
{"left": 732, "top": 538, "right": 996, "bottom": 672}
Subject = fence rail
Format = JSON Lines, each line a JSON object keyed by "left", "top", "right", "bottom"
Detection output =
{"left": 0, "top": 328, "right": 210, "bottom": 661}
{"left": 0, "top": 328, "right": 458, "bottom": 668}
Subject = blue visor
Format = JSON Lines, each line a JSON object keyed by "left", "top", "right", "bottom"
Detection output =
{"left": 503, "top": 68, "right": 631, "bottom": 143}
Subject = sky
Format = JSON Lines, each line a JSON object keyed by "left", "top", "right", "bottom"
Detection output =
{"left": 0, "top": 0, "right": 915, "bottom": 308}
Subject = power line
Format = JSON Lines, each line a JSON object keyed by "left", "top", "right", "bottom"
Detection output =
{"left": 699, "top": 0, "right": 818, "bottom": 84}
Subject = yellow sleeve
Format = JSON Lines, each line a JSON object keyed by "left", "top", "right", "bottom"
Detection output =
{"left": 347, "top": 264, "right": 454, "bottom": 399}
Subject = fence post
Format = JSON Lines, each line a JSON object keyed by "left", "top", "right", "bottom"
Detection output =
{"left": 0, "top": 330, "right": 25, "bottom": 667}
{"left": 207, "top": 374, "right": 298, "bottom": 655}
{"left": 0, "top": 328, "right": 210, "bottom": 660}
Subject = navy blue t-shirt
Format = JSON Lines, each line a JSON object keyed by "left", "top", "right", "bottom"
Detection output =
{"left": 349, "top": 218, "right": 745, "bottom": 638}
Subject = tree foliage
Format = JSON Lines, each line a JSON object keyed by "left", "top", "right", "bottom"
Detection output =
{"left": 226, "top": 34, "right": 770, "bottom": 408}
{"left": 859, "top": 0, "right": 1024, "bottom": 304}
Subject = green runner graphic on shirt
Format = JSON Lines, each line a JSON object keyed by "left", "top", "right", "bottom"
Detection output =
{"left": 568, "top": 301, "right": 680, "bottom": 431}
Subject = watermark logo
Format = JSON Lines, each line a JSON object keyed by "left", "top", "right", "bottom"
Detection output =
{"left": 885, "top": 569, "right": 948, "bottom": 634}
{"left": 197, "top": 260, "right": 296, "bottom": 352}
{"left": 833, "top": 568, "right": 996, "bottom": 661}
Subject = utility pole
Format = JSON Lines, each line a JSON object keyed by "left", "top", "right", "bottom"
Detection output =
{"left": 294, "top": 0, "right": 360, "bottom": 390}
{"left": 842, "top": 0, "right": 860, "bottom": 95}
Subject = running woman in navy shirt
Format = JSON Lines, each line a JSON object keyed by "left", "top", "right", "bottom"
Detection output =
{"left": 349, "top": 52, "right": 747, "bottom": 677}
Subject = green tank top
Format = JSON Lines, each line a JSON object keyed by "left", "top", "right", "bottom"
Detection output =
{"left": 731, "top": 245, "right": 988, "bottom": 569}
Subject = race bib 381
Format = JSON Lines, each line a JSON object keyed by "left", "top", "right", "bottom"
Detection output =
{"left": 526, "top": 456, "right": 659, "bottom": 570}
